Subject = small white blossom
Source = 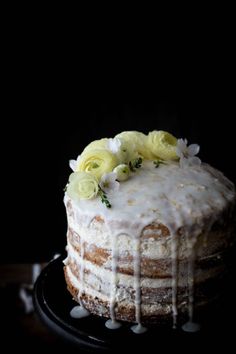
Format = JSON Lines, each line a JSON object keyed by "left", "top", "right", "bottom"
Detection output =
{"left": 107, "top": 138, "right": 122, "bottom": 154}
{"left": 100, "top": 172, "right": 120, "bottom": 194}
{"left": 69, "top": 155, "right": 81, "bottom": 171}
{"left": 176, "top": 139, "right": 201, "bottom": 168}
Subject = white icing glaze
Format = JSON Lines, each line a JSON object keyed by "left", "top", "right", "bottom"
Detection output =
{"left": 70, "top": 305, "right": 90, "bottom": 319}
{"left": 107, "top": 229, "right": 121, "bottom": 328}
{"left": 171, "top": 232, "right": 179, "bottom": 328}
{"left": 133, "top": 237, "right": 141, "bottom": 326}
{"left": 74, "top": 227, "right": 88, "bottom": 314}
{"left": 131, "top": 323, "right": 147, "bottom": 334}
{"left": 182, "top": 321, "right": 201, "bottom": 333}
{"left": 105, "top": 319, "right": 121, "bottom": 329}
{"left": 65, "top": 160, "right": 235, "bottom": 330}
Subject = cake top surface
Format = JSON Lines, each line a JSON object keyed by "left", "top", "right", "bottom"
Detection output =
{"left": 65, "top": 130, "right": 235, "bottom": 237}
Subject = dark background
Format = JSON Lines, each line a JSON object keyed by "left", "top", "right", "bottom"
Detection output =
{"left": 3, "top": 102, "right": 235, "bottom": 263}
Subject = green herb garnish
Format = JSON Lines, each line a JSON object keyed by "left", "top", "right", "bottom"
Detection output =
{"left": 153, "top": 159, "right": 165, "bottom": 168}
{"left": 129, "top": 157, "right": 143, "bottom": 172}
{"left": 98, "top": 186, "right": 111, "bottom": 208}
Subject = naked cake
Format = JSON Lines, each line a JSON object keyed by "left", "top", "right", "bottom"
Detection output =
{"left": 63, "top": 131, "right": 235, "bottom": 333}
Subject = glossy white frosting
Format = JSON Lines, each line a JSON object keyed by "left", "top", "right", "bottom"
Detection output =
{"left": 65, "top": 161, "right": 234, "bottom": 233}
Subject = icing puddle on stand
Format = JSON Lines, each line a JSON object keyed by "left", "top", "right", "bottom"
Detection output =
{"left": 131, "top": 323, "right": 147, "bottom": 334}
{"left": 105, "top": 319, "right": 122, "bottom": 329}
{"left": 70, "top": 305, "right": 90, "bottom": 319}
{"left": 182, "top": 321, "right": 201, "bottom": 333}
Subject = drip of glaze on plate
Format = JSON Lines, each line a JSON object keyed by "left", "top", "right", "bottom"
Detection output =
{"left": 70, "top": 305, "right": 90, "bottom": 319}
{"left": 131, "top": 323, "right": 148, "bottom": 334}
{"left": 105, "top": 319, "right": 122, "bottom": 330}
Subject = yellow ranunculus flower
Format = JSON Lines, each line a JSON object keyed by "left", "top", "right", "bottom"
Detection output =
{"left": 77, "top": 148, "right": 118, "bottom": 180}
{"left": 115, "top": 131, "right": 155, "bottom": 160}
{"left": 147, "top": 130, "right": 178, "bottom": 160}
{"left": 67, "top": 172, "right": 99, "bottom": 200}
{"left": 83, "top": 138, "right": 109, "bottom": 153}
{"left": 116, "top": 139, "right": 138, "bottom": 163}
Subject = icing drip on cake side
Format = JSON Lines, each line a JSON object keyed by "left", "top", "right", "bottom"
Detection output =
{"left": 171, "top": 232, "right": 179, "bottom": 329}
{"left": 69, "top": 229, "right": 90, "bottom": 319}
{"left": 105, "top": 231, "right": 121, "bottom": 330}
{"left": 131, "top": 237, "right": 147, "bottom": 334}
{"left": 65, "top": 161, "right": 235, "bottom": 331}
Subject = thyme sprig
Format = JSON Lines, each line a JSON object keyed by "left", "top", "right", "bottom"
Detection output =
{"left": 98, "top": 185, "right": 111, "bottom": 208}
{"left": 153, "top": 159, "right": 165, "bottom": 168}
{"left": 129, "top": 157, "right": 143, "bottom": 172}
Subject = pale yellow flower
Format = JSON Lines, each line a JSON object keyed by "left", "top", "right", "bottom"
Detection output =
{"left": 77, "top": 148, "right": 118, "bottom": 180}
{"left": 83, "top": 138, "right": 109, "bottom": 153}
{"left": 115, "top": 131, "right": 149, "bottom": 161}
{"left": 67, "top": 172, "right": 99, "bottom": 200}
{"left": 147, "top": 130, "right": 178, "bottom": 160}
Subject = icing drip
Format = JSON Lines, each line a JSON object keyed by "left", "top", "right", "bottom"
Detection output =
{"left": 180, "top": 230, "right": 201, "bottom": 331}
{"left": 78, "top": 234, "right": 86, "bottom": 310}
{"left": 67, "top": 225, "right": 90, "bottom": 320}
{"left": 160, "top": 194, "right": 182, "bottom": 329}
{"left": 187, "top": 234, "right": 197, "bottom": 323}
{"left": 171, "top": 232, "right": 179, "bottom": 329}
{"left": 105, "top": 232, "right": 121, "bottom": 329}
{"left": 132, "top": 237, "right": 147, "bottom": 333}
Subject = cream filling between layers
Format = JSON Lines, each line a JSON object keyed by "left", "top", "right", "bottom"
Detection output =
{"left": 68, "top": 219, "right": 232, "bottom": 260}
{"left": 67, "top": 241, "right": 224, "bottom": 289}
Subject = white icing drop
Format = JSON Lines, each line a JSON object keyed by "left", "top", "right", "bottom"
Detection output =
{"left": 65, "top": 160, "right": 235, "bottom": 330}
{"left": 105, "top": 319, "right": 122, "bottom": 329}
{"left": 131, "top": 323, "right": 147, "bottom": 334}
{"left": 70, "top": 305, "right": 90, "bottom": 319}
{"left": 182, "top": 321, "right": 201, "bottom": 333}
